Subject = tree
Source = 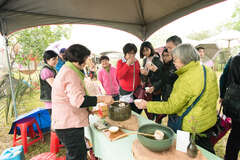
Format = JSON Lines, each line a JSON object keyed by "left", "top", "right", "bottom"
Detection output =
{"left": 187, "top": 30, "right": 213, "bottom": 41}
{"left": 0, "top": 25, "right": 71, "bottom": 122}
{"left": 9, "top": 25, "right": 71, "bottom": 66}
{"left": 225, "top": 1, "right": 240, "bottom": 31}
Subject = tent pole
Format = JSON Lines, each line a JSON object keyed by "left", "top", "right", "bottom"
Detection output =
{"left": 1, "top": 18, "right": 17, "bottom": 118}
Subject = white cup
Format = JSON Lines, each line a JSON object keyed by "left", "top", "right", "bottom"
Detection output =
{"left": 145, "top": 87, "right": 150, "bottom": 92}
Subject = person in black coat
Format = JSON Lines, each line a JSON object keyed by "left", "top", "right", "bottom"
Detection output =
{"left": 139, "top": 41, "right": 164, "bottom": 122}
{"left": 220, "top": 53, "right": 240, "bottom": 160}
{"left": 160, "top": 48, "right": 178, "bottom": 101}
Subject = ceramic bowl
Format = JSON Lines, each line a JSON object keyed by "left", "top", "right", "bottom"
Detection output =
{"left": 137, "top": 123, "right": 175, "bottom": 152}
{"left": 108, "top": 126, "right": 119, "bottom": 133}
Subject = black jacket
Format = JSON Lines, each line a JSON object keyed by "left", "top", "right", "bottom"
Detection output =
{"left": 40, "top": 65, "right": 57, "bottom": 102}
{"left": 222, "top": 53, "right": 240, "bottom": 122}
{"left": 160, "top": 60, "right": 178, "bottom": 101}
{"left": 142, "top": 55, "right": 164, "bottom": 92}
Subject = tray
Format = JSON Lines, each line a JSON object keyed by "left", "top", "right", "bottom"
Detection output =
{"left": 103, "top": 129, "right": 127, "bottom": 141}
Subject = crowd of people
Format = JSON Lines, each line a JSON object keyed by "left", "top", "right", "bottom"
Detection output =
{"left": 39, "top": 35, "right": 239, "bottom": 160}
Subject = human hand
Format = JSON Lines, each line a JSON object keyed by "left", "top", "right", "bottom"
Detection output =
{"left": 146, "top": 63, "right": 158, "bottom": 72}
{"left": 97, "top": 95, "right": 114, "bottom": 105}
{"left": 134, "top": 99, "right": 147, "bottom": 109}
{"left": 219, "top": 98, "right": 224, "bottom": 105}
{"left": 140, "top": 69, "right": 148, "bottom": 75}
{"left": 103, "top": 95, "right": 114, "bottom": 105}
{"left": 146, "top": 86, "right": 154, "bottom": 94}
{"left": 150, "top": 64, "right": 158, "bottom": 72}
{"left": 127, "top": 55, "right": 136, "bottom": 65}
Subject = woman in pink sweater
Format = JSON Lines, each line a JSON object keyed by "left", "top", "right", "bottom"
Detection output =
{"left": 52, "top": 44, "right": 113, "bottom": 160}
{"left": 98, "top": 55, "right": 119, "bottom": 100}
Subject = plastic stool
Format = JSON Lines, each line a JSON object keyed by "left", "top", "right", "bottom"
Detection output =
{"left": 30, "top": 152, "right": 56, "bottom": 160}
{"left": 56, "top": 156, "right": 66, "bottom": 160}
{"left": 0, "top": 145, "right": 24, "bottom": 160}
{"left": 13, "top": 117, "right": 43, "bottom": 153}
{"left": 50, "top": 131, "right": 64, "bottom": 154}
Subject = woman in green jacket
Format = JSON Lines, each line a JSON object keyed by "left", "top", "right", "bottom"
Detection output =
{"left": 135, "top": 43, "right": 219, "bottom": 154}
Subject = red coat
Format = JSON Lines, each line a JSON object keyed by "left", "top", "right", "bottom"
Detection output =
{"left": 116, "top": 59, "right": 140, "bottom": 92}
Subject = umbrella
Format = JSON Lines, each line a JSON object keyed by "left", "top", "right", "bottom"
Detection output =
{"left": 200, "top": 30, "right": 240, "bottom": 49}
{"left": 195, "top": 43, "right": 220, "bottom": 59}
{"left": 46, "top": 40, "right": 73, "bottom": 54}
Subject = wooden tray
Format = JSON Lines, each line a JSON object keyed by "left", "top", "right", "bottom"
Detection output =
{"left": 132, "top": 139, "right": 207, "bottom": 160}
{"left": 105, "top": 114, "right": 139, "bottom": 131}
{"left": 103, "top": 129, "right": 127, "bottom": 141}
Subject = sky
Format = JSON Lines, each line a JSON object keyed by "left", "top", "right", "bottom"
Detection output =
{"left": 155, "top": 0, "right": 237, "bottom": 36}
{"left": 70, "top": 0, "right": 238, "bottom": 53}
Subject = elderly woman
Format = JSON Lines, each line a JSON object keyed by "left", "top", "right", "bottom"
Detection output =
{"left": 52, "top": 44, "right": 113, "bottom": 160}
{"left": 135, "top": 43, "right": 218, "bottom": 154}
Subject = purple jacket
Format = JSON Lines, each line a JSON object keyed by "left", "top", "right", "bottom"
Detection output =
{"left": 98, "top": 65, "right": 119, "bottom": 95}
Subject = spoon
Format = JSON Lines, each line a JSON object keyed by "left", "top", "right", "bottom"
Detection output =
{"left": 114, "top": 130, "right": 164, "bottom": 140}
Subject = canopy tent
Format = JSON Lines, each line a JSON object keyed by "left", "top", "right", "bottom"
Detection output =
{"left": 0, "top": 0, "right": 225, "bottom": 40}
{"left": 0, "top": 0, "right": 225, "bottom": 118}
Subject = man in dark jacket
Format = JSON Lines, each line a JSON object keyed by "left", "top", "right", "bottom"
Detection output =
{"left": 219, "top": 53, "right": 240, "bottom": 160}
{"left": 160, "top": 35, "right": 182, "bottom": 100}
{"left": 160, "top": 48, "right": 178, "bottom": 101}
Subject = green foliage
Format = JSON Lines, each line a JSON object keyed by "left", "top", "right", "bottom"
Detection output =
{"left": 224, "top": 1, "right": 240, "bottom": 31}
{"left": 9, "top": 25, "right": 71, "bottom": 66}
{"left": 187, "top": 30, "right": 213, "bottom": 41}
{"left": 0, "top": 75, "right": 29, "bottom": 123}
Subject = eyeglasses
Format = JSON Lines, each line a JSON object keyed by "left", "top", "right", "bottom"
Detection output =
{"left": 172, "top": 57, "right": 177, "bottom": 62}
{"left": 162, "top": 54, "right": 171, "bottom": 57}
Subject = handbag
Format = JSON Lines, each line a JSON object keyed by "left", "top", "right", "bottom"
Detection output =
{"left": 210, "top": 105, "right": 231, "bottom": 145}
{"left": 167, "top": 65, "right": 206, "bottom": 132}
{"left": 222, "top": 83, "right": 240, "bottom": 120}
{"left": 134, "top": 83, "right": 152, "bottom": 101}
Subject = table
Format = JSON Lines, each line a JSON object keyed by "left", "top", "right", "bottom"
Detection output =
{"left": 85, "top": 113, "right": 222, "bottom": 160}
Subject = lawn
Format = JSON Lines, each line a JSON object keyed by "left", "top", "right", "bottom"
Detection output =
{"left": 0, "top": 83, "right": 239, "bottom": 159}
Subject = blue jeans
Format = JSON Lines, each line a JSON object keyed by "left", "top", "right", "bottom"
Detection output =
{"left": 55, "top": 128, "right": 87, "bottom": 160}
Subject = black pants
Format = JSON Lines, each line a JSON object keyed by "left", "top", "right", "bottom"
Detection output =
{"left": 112, "top": 94, "right": 119, "bottom": 101}
{"left": 195, "top": 127, "right": 215, "bottom": 154}
{"left": 225, "top": 120, "right": 240, "bottom": 160}
{"left": 55, "top": 128, "right": 87, "bottom": 160}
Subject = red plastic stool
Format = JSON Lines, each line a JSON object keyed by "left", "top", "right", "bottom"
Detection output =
{"left": 30, "top": 152, "right": 56, "bottom": 160}
{"left": 13, "top": 117, "right": 43, "bottom": 153}
{"left": 56, "top": 156, "right": 66, "bottom": 160}
{"left": 50, "top": 131, "right": 64, "bottom": 154}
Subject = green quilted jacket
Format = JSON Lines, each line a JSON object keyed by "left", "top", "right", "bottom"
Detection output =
{"left": 147, "top": 61, "right": 218, "bottom": 133}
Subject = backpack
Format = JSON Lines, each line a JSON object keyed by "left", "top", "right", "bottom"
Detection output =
{"left": 222, "top": 56, "right": 240, "bottom": 122}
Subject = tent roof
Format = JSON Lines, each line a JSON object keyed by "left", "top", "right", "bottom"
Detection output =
{"left": 0, "top": 0, "right": 225, "bottom": 40}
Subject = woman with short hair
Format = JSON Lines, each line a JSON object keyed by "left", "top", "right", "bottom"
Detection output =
{"left": 116, "top": 43, "right": 141, "bottom": 113}
{"left": 135, "top": 43, "right": 219, "bottom": 154}
{"left": 52, "top": 44, "right": 113, "bottom": 160}
{"left": 40, "top": 50, "right": 58, "bottom": 115}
